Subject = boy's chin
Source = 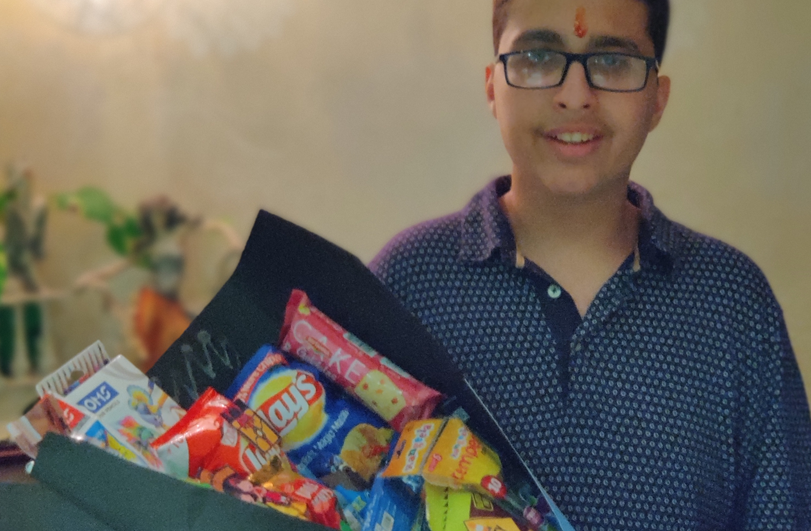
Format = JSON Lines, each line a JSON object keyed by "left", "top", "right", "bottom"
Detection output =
{"left": 533, "top": 172, "right": 623, "bottom": 200}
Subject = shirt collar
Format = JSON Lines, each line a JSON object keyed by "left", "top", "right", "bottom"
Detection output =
{"left": 458, "top": 176, "right": 675, "bottom": 273}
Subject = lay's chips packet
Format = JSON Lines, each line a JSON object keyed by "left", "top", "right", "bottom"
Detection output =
{"left": 226, "top": 345, "right": 395, "bottom": 492}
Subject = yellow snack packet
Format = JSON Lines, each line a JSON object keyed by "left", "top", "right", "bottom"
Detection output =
{"left": 381, "top": 418, "right": 445, "bottom": 479}
{"left": 422, "top": 418, "right": 505, "bottom": 499}
{"left": 423, "top": 484, "right": 525, "bottom": 531}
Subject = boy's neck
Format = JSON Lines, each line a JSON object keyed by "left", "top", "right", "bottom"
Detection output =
{"left": 500, "top": 171, "right": 640, "bottom": 315}
{"left": 503, "top": 173, "right": 637, "bottom": 247}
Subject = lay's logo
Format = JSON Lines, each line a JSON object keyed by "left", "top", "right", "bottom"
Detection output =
{"left": 256, "top": 370, "right": 325, "bottom": 441}
{"left": 78, "top": 382, "right": 118, "bottom": 413}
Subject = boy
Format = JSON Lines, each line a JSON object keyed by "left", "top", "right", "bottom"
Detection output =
{"left": 370, "top": 0, "right": 811, "bottom": 529}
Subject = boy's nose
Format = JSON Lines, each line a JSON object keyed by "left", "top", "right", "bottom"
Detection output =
{"left": 553, "top": 62, "right": 596, "bottom": 110}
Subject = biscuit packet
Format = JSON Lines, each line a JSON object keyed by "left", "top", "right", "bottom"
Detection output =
{"left": 226, "top": 345, "right": 395, "bottom": 491}
{"left": 279, "top": 289, "right": 443, "bottom": 432}
{"left": 40, "top": 353, "right": 186, "bottom": 471}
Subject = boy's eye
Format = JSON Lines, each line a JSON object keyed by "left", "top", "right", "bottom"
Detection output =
{"left": 593, "top": 54, "right": 630, "bottom": 69}
{"left": 525, "top": 50, "right": 554, "bottom": 64}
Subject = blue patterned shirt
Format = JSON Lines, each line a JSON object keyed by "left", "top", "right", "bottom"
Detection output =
{"left": 370, "top": 176, "right": 811, "bottom": 531}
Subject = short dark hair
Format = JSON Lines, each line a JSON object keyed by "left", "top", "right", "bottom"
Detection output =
{"left": 492, "top": 0, "right": 670, "bottom": 64}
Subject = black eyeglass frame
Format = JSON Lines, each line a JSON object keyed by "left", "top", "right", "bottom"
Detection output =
{"left": 497, "top": 48, "right": 660, "bottom": 93}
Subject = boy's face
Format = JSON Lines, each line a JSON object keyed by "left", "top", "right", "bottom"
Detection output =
{"left": 486, "top": 0, "right": 670, "bottom": 198}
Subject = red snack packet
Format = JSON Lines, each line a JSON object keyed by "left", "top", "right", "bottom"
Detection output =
{"left": 252, "top": 461, "right": 342, "bottom": 530}
{"left": 150, "top": 387, "right": 279, "bottom": 479}
{"left": 279, "top": 289, "right": 443, "bottom": 432}
{"left": 199, "top": 465, "right": 309, "bottom": 521}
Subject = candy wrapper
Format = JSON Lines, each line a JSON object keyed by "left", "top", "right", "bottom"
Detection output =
{"left": 227, "top": 345, "right": 395, "bottom": 491}
{"left": 279, "top": 289, "right": 443, "bottom": 432}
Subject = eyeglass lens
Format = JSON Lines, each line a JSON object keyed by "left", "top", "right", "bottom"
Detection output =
{"left": 505, "top": 50, "right": 650, "bottom": 91}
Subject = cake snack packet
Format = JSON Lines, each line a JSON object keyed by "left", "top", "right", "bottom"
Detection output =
{"left": 226, "top": 345, "right": 395, "bottom": 491}
{"left": 279, "top": 289, "right": 443, "bottom": 432}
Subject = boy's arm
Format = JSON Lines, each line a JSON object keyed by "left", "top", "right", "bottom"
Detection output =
{"left": 737, "top": 306, "right": 811, "bottom": 530}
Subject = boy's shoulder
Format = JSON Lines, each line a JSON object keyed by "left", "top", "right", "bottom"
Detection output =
{"left": 371, "top": 179, "right": 780, "bottom": 316}
{"left": 649, "top": 209, "right": 772, "bottom": 292}
{"left": 370, "top": 177, "right": 509, "bottom": 280}
{"left": 369, "top": 210, "right": 465, "bottom": 279}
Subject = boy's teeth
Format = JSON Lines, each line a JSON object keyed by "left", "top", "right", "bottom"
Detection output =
{"left": 555, "top": 132, "right": 594, "bottom": 143}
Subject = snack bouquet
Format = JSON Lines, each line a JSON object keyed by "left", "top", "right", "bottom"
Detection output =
{"left": 3, "top": 211, "right": 575, "bottom": 531}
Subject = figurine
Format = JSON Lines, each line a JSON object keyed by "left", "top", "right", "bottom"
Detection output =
{"left": 59, "top": 188, "right": 241, "bottom": 370}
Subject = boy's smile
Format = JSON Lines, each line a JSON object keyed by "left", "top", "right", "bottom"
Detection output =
{"left": 486, "top": 0, "right": 670, "bottom": 199}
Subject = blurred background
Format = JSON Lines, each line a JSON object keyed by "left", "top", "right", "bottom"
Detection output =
{"left": 1, "top": 0, "right": 809, "bottom": 438}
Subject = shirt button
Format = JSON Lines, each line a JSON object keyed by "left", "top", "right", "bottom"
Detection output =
{"left": 547, "top": 284, "right": 562, "bottom": 299}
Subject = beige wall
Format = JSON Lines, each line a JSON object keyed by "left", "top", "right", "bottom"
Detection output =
{"left": 0, "top": 0, "right": 809, "bottom": 400}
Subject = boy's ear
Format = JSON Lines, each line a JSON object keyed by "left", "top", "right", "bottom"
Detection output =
{"left": 485, "top": 63, "right": 497, "bottom": 118}
{"left": 649, "top": 74, "right": 671, "bottom": 132}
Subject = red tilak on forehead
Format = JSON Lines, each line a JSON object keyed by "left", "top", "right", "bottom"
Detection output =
{"left": 574, "top": 7, "right": 588, "bottom": 38}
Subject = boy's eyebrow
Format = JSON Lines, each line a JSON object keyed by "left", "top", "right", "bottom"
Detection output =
{"left": 588, "top": 35, "right": 642, "bottom": 54}
{"left": 508, "top": 31, "right": 644, "bottom": 55}
{"left": 510, "top": 29, "right": 564, "bottom": 50}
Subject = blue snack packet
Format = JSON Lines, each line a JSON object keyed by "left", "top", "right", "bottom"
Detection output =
{"left": 361, "top": 475, "right": 425, "bottom": 531}
{"left": 334, "top": 486, "right": 371, "bottom": 531}
{"left": 227, "top": 345, "right": 395, "bottom": 491}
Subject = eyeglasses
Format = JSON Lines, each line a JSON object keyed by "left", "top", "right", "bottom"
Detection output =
{"left": 497, "top": 49, "right": 659, "bottom": 92}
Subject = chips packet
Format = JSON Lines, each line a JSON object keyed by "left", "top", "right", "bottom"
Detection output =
{"left": 226, "top": 345, "right": 395, "bottom": 491}
{"left": 151, "top": 387, "right": 281, "bottom": 480}
{"left": 279, "top": 289, "right": 443, "bottom": 432}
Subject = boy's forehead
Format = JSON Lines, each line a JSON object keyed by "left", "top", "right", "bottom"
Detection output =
{"left": 499, "top": 0, "right": 653, "bottom": 54}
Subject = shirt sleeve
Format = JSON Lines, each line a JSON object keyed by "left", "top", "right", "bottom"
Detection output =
{"left": 738, "top": 300, "right": 811, "bottom": 530}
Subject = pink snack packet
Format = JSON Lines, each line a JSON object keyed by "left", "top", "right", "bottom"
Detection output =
{"left": 278, "top": 289, "right": 443, "bottom": 432}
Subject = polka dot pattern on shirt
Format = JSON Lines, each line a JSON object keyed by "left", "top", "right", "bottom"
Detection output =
{"left": 370, "top": 177, "right": 811, "bottom": 531}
